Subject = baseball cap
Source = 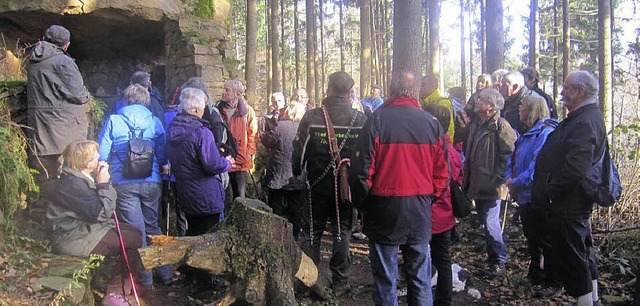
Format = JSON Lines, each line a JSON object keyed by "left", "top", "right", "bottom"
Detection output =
{"left": 44, "top": 25, "right": 71, "bottom": 47}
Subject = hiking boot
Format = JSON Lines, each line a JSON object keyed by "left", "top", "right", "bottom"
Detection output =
{"left": 534, "top": 285, "right": 564, "bottom": 298}
{"left": 352, "top": 232, "right": 367, "bottom": 240}
{"left": 101, "top": 293, "right": 132, "bottom": 306}
{"left": 485, "top": 264, "right": 506, "bottom": 278}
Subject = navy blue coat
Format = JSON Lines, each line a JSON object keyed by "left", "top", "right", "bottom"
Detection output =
{"left": 167, "top": 113, "right": 232, "bottom": 216}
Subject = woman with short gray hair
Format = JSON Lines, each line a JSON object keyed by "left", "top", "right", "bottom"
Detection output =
{"left": 505, "top": 95, "right": 558, "bottom": 290}
{"left": 167, "top": 87, "right": 234, "bottom": 236}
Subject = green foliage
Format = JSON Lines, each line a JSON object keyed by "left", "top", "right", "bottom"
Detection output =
{"left": 51, "top": 254, "right": 104, "bottom": 304}
{"left": 194, "top": 0, "right": 216, "bottom": 19}
{"left": 0, "top": 81, "right": 36, "bottom": 223}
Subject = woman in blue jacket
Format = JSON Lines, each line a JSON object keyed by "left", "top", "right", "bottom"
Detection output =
{"left": 505, "top": 95, "right": 558, "bottom": 291}
{"left": 166, "top": 88, "right": 233, "bottom": 235}
{"left": 98, "top": 84, "right": 172, "bottom": 285}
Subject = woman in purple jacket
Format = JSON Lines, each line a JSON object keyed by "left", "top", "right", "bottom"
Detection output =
{"left": 166, "top": 88, "right": 234, "bottom": 235}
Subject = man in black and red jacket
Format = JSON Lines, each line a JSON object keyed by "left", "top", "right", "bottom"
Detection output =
{"left": 292, "top": 72, "right": 367, "bottom": 296}
{"left": 349, "top": 69, "right": 448, "bottom": 305}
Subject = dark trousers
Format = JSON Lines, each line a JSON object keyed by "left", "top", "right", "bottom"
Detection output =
{"left": 547, "top": 214, "right": 598, "bottom": 297}
{"left": 268, "top": 188, "right": 303, "bottom": 238}
{"left": 520, "top": 204, "right": 560, "bottom": 286}
{"left": 185, "top": 214, "right": 221, "bottom": 236}
{"left": 229, "top": 171, "right": 249, "bottom": 199}
{"left": 28, "top": 154, "right": 61, "bottom": 184}
{"left": 161, "top": 181, "right": 187, "bottom": 236}
{"left": 431, "top": 229, "right": 452, "bottom": 306}
{"left": 91, "top": 224, "right": 145, "bottom": 295}
{"left": 300, "top": 191, "right": 353, "bottom": 288}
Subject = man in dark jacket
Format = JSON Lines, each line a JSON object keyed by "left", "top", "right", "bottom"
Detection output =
{"left": 464, "top": 88, "right": 517, "bottom": 278}
{"left": 532, "top": 70, "right": 605, "bottom": 306}
{"left": 27, "top": 25, "right": 90, "bottom": 186}
{"left": 499, "top": 71, "right": 532, "bottom": 134}
{"left": 521, "top": 67, "right": 558, "bottom": 119}
{"left": 350, "top": 69, "right": 448, "bottom": 305}
{"left": 292, "top": 71, "right": 367, "bottom": 295}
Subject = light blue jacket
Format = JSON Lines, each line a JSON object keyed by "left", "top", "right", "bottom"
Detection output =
{"left": 505, "top": 119, "right": 556, "bottom": 205}
{"left": 98, "top": 104, "right": 167, "bottom": 185}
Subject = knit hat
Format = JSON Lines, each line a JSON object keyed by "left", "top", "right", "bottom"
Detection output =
{"left": 371, "top": 84, "right": 382, "bottom": 92}
{"left": 44, "top": 25, "right": 70, "bottom": 47}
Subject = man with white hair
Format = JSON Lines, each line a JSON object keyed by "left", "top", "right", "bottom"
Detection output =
{"left": 500, "top": 71, "right": 533, "bottom": 134}
{"left": 464, "top": 88, "right": 517, "bottom": 278}
{"left": 532, "top": 70, "right": 605, "bottom": 306}
{"left": 216, "top": 80, "right": 258, "bottom": 200}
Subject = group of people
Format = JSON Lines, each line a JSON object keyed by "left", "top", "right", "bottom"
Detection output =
{"left": 26, "top": 24, "right": 607, "bottom": 306}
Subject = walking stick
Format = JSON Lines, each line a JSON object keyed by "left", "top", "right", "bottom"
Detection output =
{"left": 165, "top": 170, "right": 171, "bottom": 236}
{"left": 113, "top": 211, "right": 141, "bottom": 306}
{"left": 501, "top": 195, "right": 511, "bottom": 234}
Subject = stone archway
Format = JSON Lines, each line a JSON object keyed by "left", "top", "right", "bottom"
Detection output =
{"left": 0, "top": 0, "right": 237, "bottom": 105}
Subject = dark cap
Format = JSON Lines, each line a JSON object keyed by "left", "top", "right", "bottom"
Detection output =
{"left": 44, "top": 25, "right": 70, "bottom": 47}
{"left": 371, "top": 84, "right": 382, "bottom": 91}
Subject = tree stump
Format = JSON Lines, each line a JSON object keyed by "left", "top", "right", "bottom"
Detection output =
{"left": 139, "top": 197, "right": 330, "bottom": 305}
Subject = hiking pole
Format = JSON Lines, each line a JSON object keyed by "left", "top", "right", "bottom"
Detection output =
{"left": 113, "top": 211, "right": 141, "bottom": 306}
{"left": 165, "top": 170, "right": 171, "bottom": 236}
{"left": 501, "top": 195, "right": 511, "bottom": 234}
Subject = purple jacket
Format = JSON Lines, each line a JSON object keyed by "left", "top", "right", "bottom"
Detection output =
{"left": 167, "top": 113, "right": 231, "bottom": 216}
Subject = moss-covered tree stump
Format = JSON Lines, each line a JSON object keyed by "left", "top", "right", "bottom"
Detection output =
{"left": 139, "top": 197, "right": 329, "bottom": 305}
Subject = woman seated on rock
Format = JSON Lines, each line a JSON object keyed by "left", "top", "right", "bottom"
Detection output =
{"left": 167, "top": 87, "right": 234, "bottom": 236}
{"left": 46, "top": 140, "right": 147, "bottom": 306}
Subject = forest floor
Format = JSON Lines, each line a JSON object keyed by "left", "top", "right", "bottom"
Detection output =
{"left": 0, "top": 205, "right": 637, "bottom": 306}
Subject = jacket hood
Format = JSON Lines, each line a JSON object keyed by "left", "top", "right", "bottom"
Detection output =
{"left": 168, "top": 113, "right": 206, "bottom": 142}
{"left": 218, "top": 98, "right": 248, "bottom": 117}
{"left": 29, "top": 41, "right": 65, "bottom": 63}
{"left": 381, "top": 96, "right": 421, "bottom": 109}
{"left": 60, "top": 166, "right": 95, "bottom": 189}
{"left": 116, "top": 104, "right": 154, "bottom": 128}
{"left": 322, "top": 95, "right": 351, "bottom": 108}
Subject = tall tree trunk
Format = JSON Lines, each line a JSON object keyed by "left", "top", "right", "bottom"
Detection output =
{"left": 339, "top": 0, "right": 345, "bottom": 71}
{"left": 529, "top": 0, "right": 539, "bottom": 69}
{"left": 384, "top": 0, "right": 392, "bottom": 88}
{"left": 460, "top": 0, "right": 466, "bottom": 93}
{"left": 392, "top": 0, "right": 423, "bottom": 75}
{"left": 294, "top": 0, "right": 301, "bottom": 89}
{"left": 319, "top": 0, "right": 325, "bottom": 96}
{"left": 306, "top": 0, "right": 316, "bottom": 105}
{"left": 428, "top": 0, "right": 441, "bottom": 84}
{"left": 281, "top": 0, "right": 287, "bottom": 94}
{"left": 480, "top": 0, "right": 487, "bottom": 73}
{"left": 469, "top": 0, "right": 474, "bottom": 92}
{"left": 266, "top": 0, "right": 272, "bottom": 100}
{"left": 271, "top": 0, "right": 282, "bottom": 92}
{"left": 313, "top": 3, "right": 321, "bottom": 102}
{"left": 553, "top": 0, "right": 559, "bottom": 115}
{"left": 423, "top": 1, "right": 430, "bottom": 74}
{"left": 370, "top": 1, "right": 378, "bottom": 85}
{"left": 360, "top": 0, "right": 372, "bottom": 98}
{"left": 598, "top": 0, "right": 612, "bottom": 132}
{"left": 561, "top": 0, "right": 569, "bottom": 118}
{"left": 485, "top": 0, "right": 504, "bottom": 72}
{"left": 245, "top": 0, "right": 258, "bottom": 106}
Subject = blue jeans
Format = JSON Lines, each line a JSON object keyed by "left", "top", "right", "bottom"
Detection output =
{"left": 475, "top": 199, "right": 507, "bottom": 264}
{"left": 369, "top": 242, "right": 432, "bottom": 306}
{"left": 115, "top": 182, "right": 172, "bottom": 284}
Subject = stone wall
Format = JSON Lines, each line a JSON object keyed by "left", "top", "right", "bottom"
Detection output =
{"left": 0, "top": 0, "right": 237, "bottom": 106}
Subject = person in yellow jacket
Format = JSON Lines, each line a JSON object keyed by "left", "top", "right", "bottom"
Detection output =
{"left": 420, "top": 75, "right": 455, "bottom": 141}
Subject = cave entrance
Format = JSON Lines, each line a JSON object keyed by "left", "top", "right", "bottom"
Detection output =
{"left": 0, "top": 10, "right": 168, "bottom": 104}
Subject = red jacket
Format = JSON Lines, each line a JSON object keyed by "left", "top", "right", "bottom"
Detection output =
{"left": 217, "top": 99, "right": 258, "bottom": 172}
{"left": 432, "top": 135, "right": 463, "bottom": 234}
{"left": 350, "top": 97, "right": 448, "bottom": 245}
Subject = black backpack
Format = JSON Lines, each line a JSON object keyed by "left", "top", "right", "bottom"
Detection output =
{"left": 581, "top": 139, "right": 622, "bottom": 207}
{"left": 116, "top": 116, "right": 155, "bottom": 179}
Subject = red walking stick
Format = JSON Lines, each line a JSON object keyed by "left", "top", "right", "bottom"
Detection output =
{"left": 113, "top": 211, "right": 141, "bottom": 306}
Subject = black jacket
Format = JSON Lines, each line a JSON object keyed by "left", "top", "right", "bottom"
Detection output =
{"left": 532, "top": 103, "right": 606, "bottom": 218}
{"left": 292, "top": 96, "right": 367, "bottom": 195}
